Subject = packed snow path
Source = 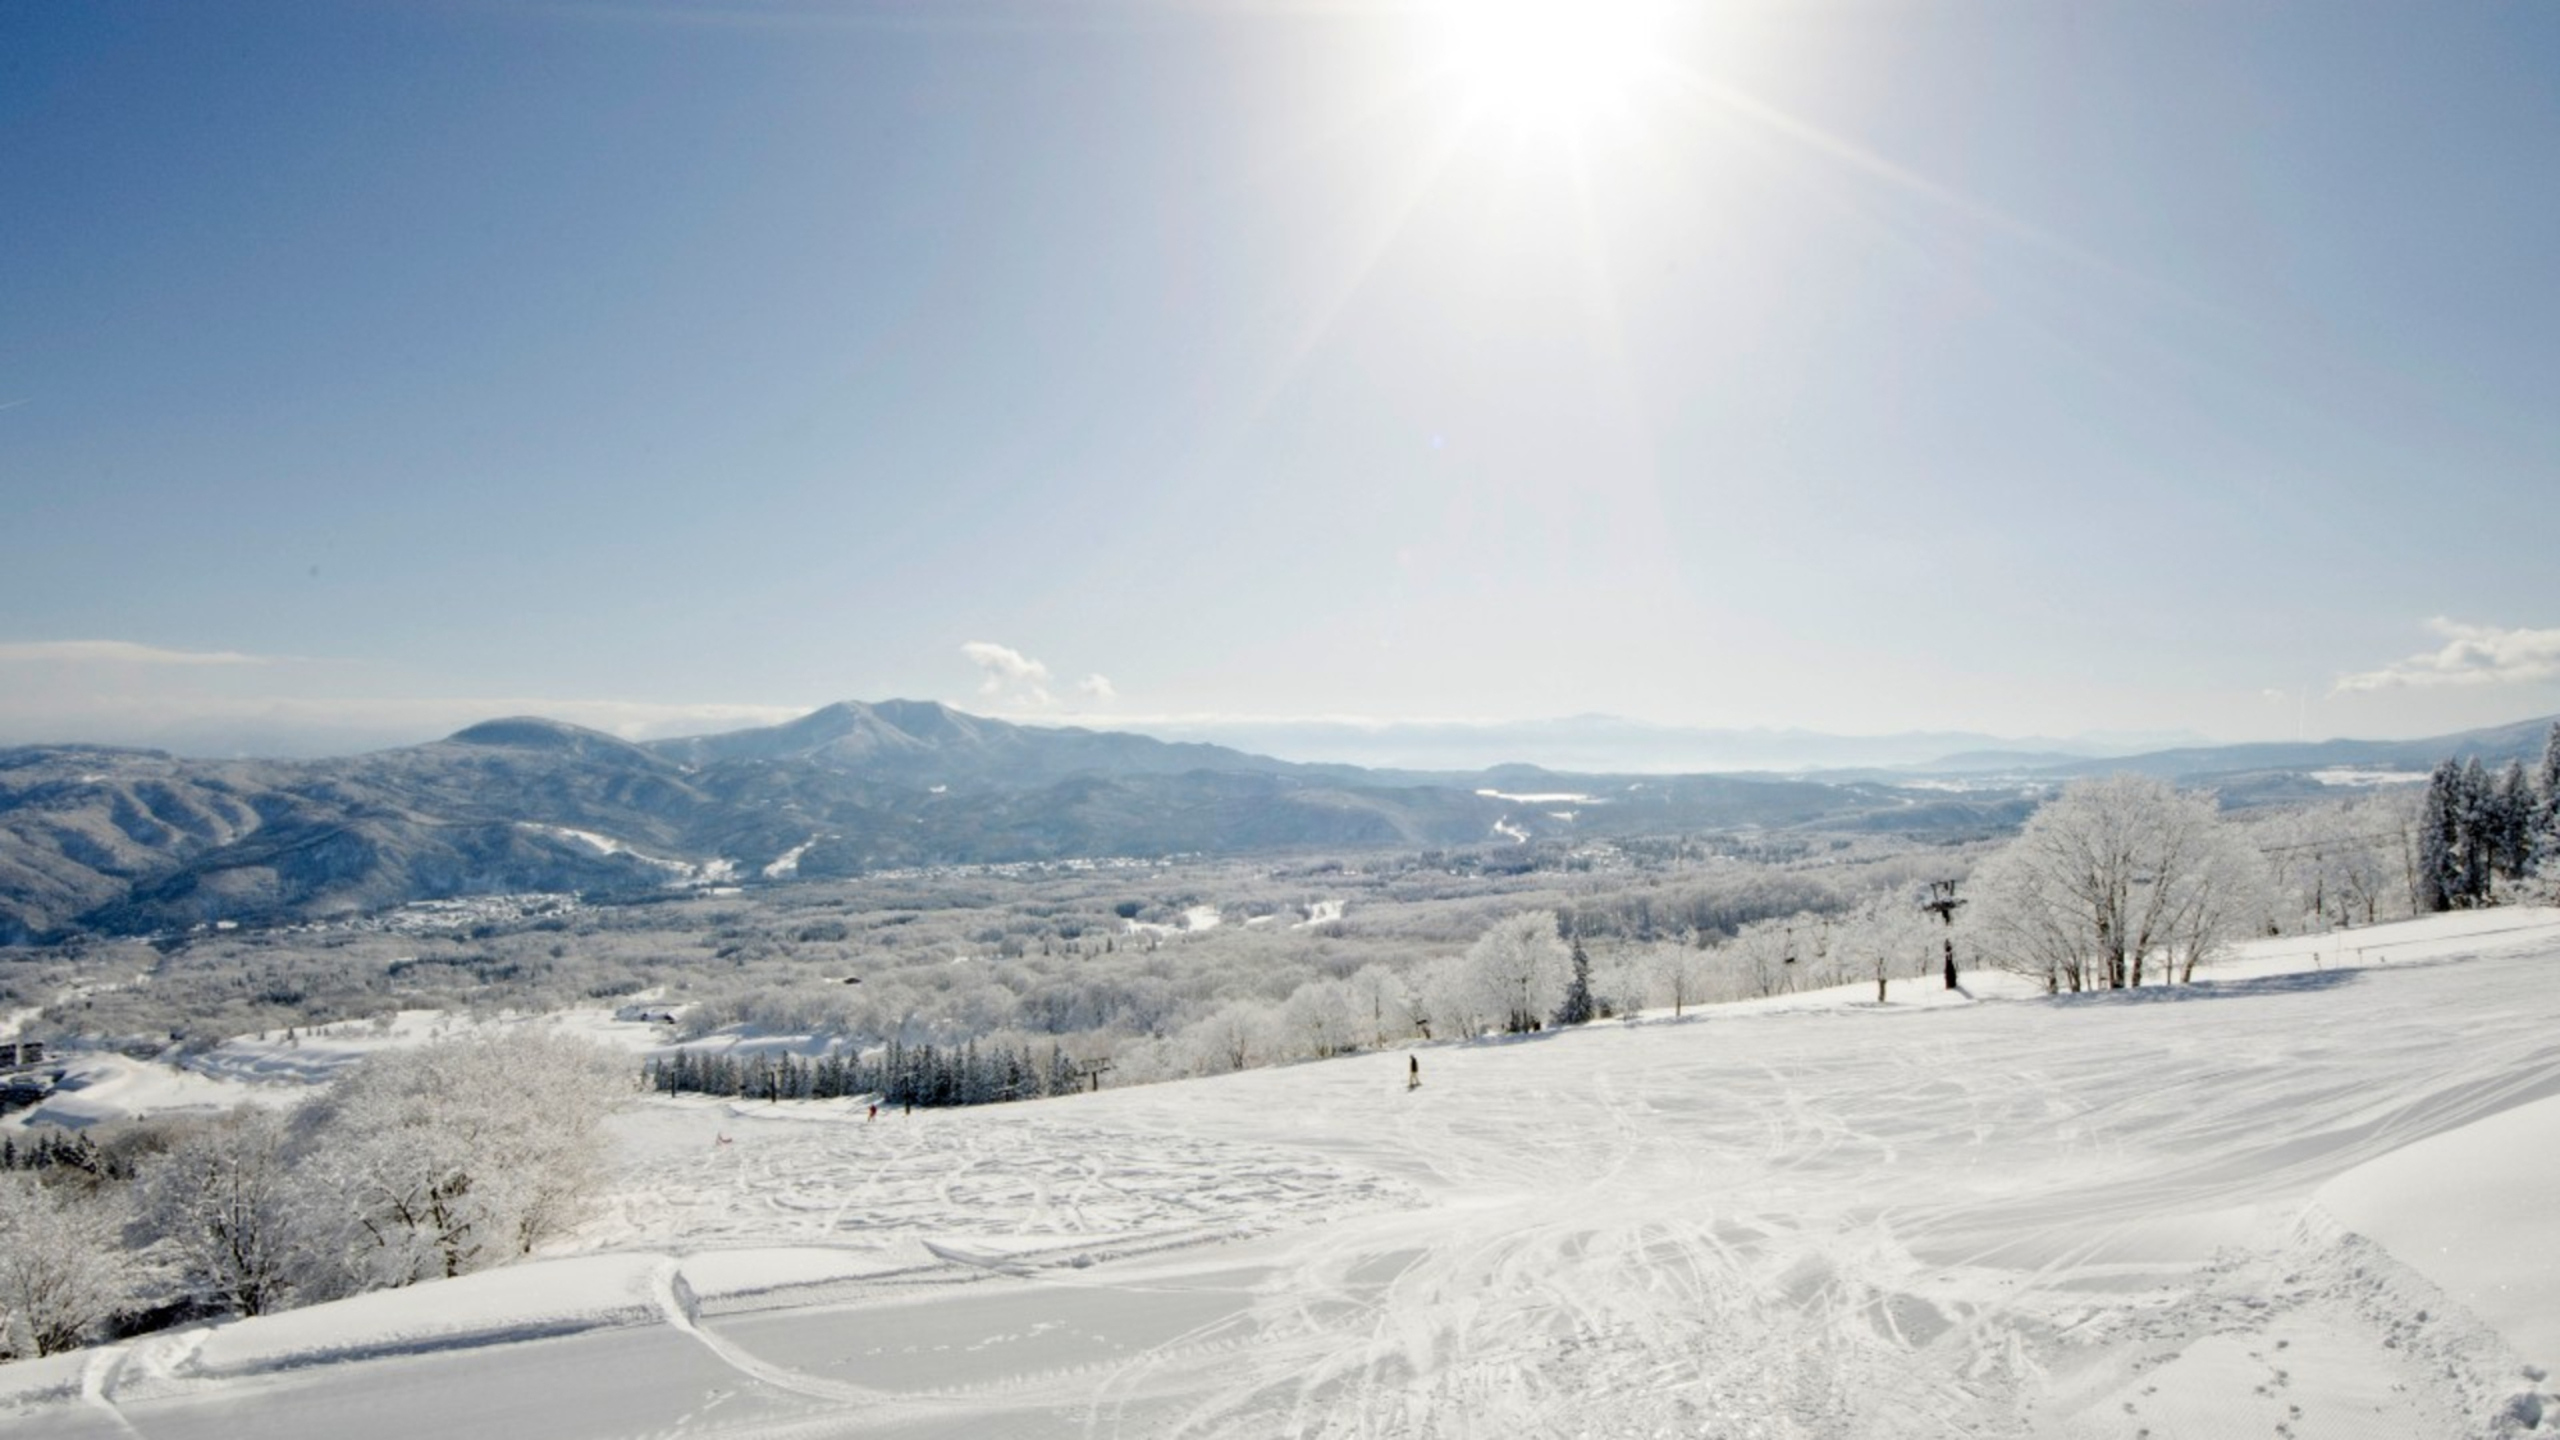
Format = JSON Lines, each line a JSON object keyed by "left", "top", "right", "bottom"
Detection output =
{"left": 11, "top": 928, "right": 2559, "bottom": 1438}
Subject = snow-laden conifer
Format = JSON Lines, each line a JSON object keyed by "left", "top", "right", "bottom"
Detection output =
{"left": 1553, "top": 935, "right": 1596, "bottom": 1027}
{"left": 2538, "top": 720, "right": 2560, "bottom": 873}
{"left": 2415, "top": 760, "right": 2463, "bottom": 912}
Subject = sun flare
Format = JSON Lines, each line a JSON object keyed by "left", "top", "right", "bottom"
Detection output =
{"left": 1431, "top": 0, "right": 1675, "bottom": 132}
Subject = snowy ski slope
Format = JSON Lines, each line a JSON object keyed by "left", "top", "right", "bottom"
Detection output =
{"left": 5, "top": 911, "right": 2557, "bottom": 1438}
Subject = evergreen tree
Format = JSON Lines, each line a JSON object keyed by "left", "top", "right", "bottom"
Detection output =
{"left": 2415, "top": 755, "right": 2526, "bottom": 908}
{"left": 2536, "top": 721, "right": 2560, "bottom": 873}
{"left": 1554, "top": 936, "right": 1595, "bottom": 1028}
{"left": 2458, "top": 757, "right": 2494, "bottom": 902}
{"left": 2416, "top": 760, "right": 2462, "bottom": 911}
{"left": 2490, "top": 759, "right": 2534, "bottom": 882}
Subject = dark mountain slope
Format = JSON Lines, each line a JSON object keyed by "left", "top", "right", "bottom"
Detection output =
{"left": 7, "top": 702, "right": 2545, "bottom": 941}
{"left": 646, "top": 700, "right": 1343, "bottom": 785}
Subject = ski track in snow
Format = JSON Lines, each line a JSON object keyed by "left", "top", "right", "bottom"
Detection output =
{"left": 11, "top": 918, "right": 2560, "bottom": 1438}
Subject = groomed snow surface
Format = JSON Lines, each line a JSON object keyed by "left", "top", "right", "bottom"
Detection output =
{"left": 8, "top": 911, "right": 2560, "bottom": 1438}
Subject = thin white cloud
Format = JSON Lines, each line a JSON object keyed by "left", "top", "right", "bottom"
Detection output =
{"left": 0, "top": 639, "right": 276, "bottom": 666}
{"left": 1076, "top": 673, "right": 1116, "bottom": 701}
{"left": 960, "top": 640, "right": 1053, "bottom": 706}
{"left": 2333, "top": 619, "right": 2560, "bottom": 693}
{"left": 470, "top": 698, "right": 816, "bottom": 740}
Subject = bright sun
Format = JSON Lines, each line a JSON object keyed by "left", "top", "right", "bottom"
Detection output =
{"left": 1431, "top": 0, "right": 1675, "bottom": 133}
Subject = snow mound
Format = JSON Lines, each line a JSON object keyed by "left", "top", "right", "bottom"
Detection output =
{"left": 185, "top": 1254, "right": 669, "bottom": 1380}
{"left": 2318, "top": 1089, "right": 2560, "bottom": 1368}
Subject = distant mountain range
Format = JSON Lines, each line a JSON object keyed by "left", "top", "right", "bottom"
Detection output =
{"left": 1074, "top": 713, "right": 2214, "bottom": 775}
{"left": 1, "top": 700, "right": 2548, "bottom": 944}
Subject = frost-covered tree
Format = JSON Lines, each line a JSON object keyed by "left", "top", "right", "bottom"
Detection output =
{"left": 1420, "top": 955, "right": 1490, "bottom": 1042}
{"left": 1465, "top": 911, "right": 1570, "bottom": 1034}
{"left": 1970, "top": 844, "right": 2088, "bottom": 993}
{"left": 294, "top": 1032, "right": 628, "bottom": 1293}
{"left": 1968, "top": 775, "right": 2265, "bottom": 991}
{"left": 1344, "top": 964, "right": 1409, "bottom": 1049}
{"left": 1282, "top": 978, "right": 1357, "bottom": 1059}
{"left": 2342, "top": 790, "right": 2420, "bottom": 925}
{"left": 1394, "top": 969, "right": 1438, "bottom": 1042}
{"left": 137, "top": 1105, "right": 300, "bottom": 1318}
{"left": 2255, "top": 799, "right": 2395, "bottom": 933}
{"left": 1184, "top": 1000, "right": 1273, "bottom": 1073}
{"left": 1103, "top": 1034, "right": 1179, "bottom": 1086}
{"left": 1587, "top": 947, "right": 1648, "bottom": 1019}
{"left": 2161, "top": 821, "right": 2276, "bottom": 981}
{"left": 1835, "top": 892, "right": 1934, "bottom": 1003}
{"left": 0, "top": 1174, "right": 136, "bottom": 1358}
{"left": 1725, "top": 917, "right": 1802, "bottom": 997}
{"left": 1652, "top": 943, "right": 1713, "bottom": 1017}
{"left": 2302, "top": 791, "right": 2418, "bottom": 928}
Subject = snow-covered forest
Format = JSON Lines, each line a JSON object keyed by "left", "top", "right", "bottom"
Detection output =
{"left": 15, "top": 749, "right": 2521, "bottom": 1113}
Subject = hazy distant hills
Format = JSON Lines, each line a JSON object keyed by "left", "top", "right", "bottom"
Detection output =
{"left": 2022, "top": 713, "right": 2556, "bottom": 782}
{"left": 0, "top": 700, "right": 2548, "bottom": 943}
{"left": 1094, "top": 713, "right": 2211, "bottom": 775}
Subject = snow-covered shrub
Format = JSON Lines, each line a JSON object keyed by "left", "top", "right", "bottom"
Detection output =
{"left": 292, "top": 1032, "right": 629, "bottom": 1293}
{"left": 0, "top": 1173, "right": 138, "bottom": 1358}
{"left": 135, "top": 1106, "right": 301, "bottom": 1318}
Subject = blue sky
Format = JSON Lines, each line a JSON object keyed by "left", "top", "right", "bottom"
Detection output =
{"left": 4, "top": 0, "right": 2557, "bottom": 758}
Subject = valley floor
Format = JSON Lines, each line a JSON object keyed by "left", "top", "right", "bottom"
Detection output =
{"left": 8, "top": 912, "right": 2559, "bottom": 1438}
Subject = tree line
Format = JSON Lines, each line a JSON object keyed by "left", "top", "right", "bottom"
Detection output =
{"left": 644, "top": 1038, "right": 1085, "bottom": 1107}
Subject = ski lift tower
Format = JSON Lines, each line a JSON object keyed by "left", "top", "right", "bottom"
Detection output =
{"left": 1922, "top": 880, "right": 1964, "bottom": 989}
